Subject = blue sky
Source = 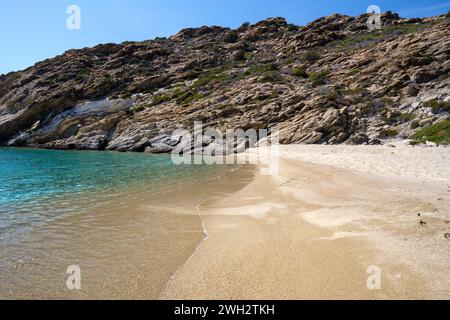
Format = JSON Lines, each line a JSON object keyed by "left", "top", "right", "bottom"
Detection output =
{"left": 1, "top": 0, "right": 450, "bottom": 75}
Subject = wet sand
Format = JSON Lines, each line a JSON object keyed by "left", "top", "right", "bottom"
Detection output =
{"left": 161, "top": 145, "right": 450, "bottom": 299}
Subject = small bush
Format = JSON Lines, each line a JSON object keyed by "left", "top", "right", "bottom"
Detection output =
{"left": 152, "top": 95, "right": 170, "bottom": 105}
{"left": 74, "top": 68, "right": 90, "bottom": 82}
{"left": 247, "top": 62, "right": 279, "bottom": 74}
{"left": 446, "top": 10, "right": 450, "bottom": 18}
{"left": 174, "top": 90, "right": 204, "bottom": 106}
{"left": 120, "top": 92, "right": 133, "bottom": 99}
{"left": 302, "top": 50, "right": 320, "bottom": 63}
{"left": 292, "top": 65, "right": 308, "bottom": 78}
{"left": 380, "top": 109, "right": 415, "bottom": 124}
{"left": 378, "top": 128, "right": 399, "bottom": 138}
{"left": 410, "top": 118, "right": 450, "bottom": 144}
{"left": 287, "top": 23, "right": 300, "bottom": 31}
{"left": 259, "top": 71, "right": 284, "bottom": 83}
{"left": 410, "top": 120, "right": 420, "bottom": 129}
{"left": 284, "top": 46, "right": 296, "bottom": 55}
{"left": 398, "top": 112, "right": 416, "bottom": 123}
{"left": 383, "top": 97, "right": 395, "bottom": 106}
{"left": 309, "top": 71, "right": 329, "bottom": 86}
{"left": 193, "top": 73, "right": 227, "bottom": 88}
{"left": 74, "top": 74, "right": 84, "bottom": 83}
{"left": 320, "top": 101, "right": 337, "bottom": 110}
{"left": 130, "top": 104, "right": 146, "bottom": 114}
{"left": 423, "top": 99, "right": 450, "bottom": 114}
{"left": 224, "top": 30, "right": 239, "bottom": 43}
{"left": 239, "top": 22, "right": 250, "bottom": 30}
{"left": 347, "top": 67, "right": 362, "bottom": 76}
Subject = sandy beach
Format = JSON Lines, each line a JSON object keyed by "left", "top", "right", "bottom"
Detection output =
{"left": 0, "top": 160, "right": 255, "bottom": 300}
{"left": 161, "top": 144, "right": 450, "bottom": 300}
{"left": 2, "top": 145, "right": 449, "bottom": 300}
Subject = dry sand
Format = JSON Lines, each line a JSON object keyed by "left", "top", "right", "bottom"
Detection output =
{"left": 161, "top": 144, "right": 450, "bottom": 300}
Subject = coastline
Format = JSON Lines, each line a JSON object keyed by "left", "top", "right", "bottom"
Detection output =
{"left": 2, "top": 145, "right": 449, "bottom": 299}
{"left": 161, "top": 144, "right": 450, "bottom": 299}
{"left": 0, "top": 149, "right": 255, "bottom": 299}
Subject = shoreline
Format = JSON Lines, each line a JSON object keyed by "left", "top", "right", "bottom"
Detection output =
{"left": 161, "top": 144, "right": 450, "bottom": 299}
{"left": 0, "top": 150, "right": 255, "bottom": 299}
{"left": 2, "top": 144, "right": 449, "bottom": 299}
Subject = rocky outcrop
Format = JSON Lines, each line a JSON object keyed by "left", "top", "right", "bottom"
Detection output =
{"left": 1, "top": 12, "right": 449, "bottom": 152}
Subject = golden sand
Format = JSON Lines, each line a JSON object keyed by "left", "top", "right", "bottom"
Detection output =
{"left": 161, "top": 146, "right": 450, "bottom": 300}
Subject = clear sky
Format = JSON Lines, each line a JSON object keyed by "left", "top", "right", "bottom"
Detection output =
{"left": 1, "top": 0, "right": 450, "bottom": 75}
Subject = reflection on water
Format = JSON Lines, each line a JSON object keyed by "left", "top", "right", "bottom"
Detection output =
{"left": 0, "top": 147, "right": 250, "bottom": 299}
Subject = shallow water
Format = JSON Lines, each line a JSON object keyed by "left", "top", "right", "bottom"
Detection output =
{"left": 0, "top": 148, "right": 221, "bottom": 239}
{"left": 0, "top": 147, "right": 251, "bottom": 299}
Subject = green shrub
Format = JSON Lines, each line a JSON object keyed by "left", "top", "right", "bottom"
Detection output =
{"left": 224, "top": 30, "right": 239, "bottom": 43}
{"left": 174, "top": 90, "right": 204, "bottom": 106}
{"left": 409, "top": 118, "right": 450, "bottom": 144}
{"left": 120, "top": 92, "right": 133, "bottom": 99}
{"left": 423, "top": 100, "right": 450, "bottom": 114}
{"left": 292, "top": 65, "right": 308, "bottom": 78}
{"left": 309, "top": 71, "right": 329, "bottom": 86}
{"left": 378, "top": 108, "right": 416, "bottom": 124}
{"left": 446, "top": 10, "right": 450, "bottom": 18}
{"left": 247, "top": 62, "right": 279, "bottom": 74}
{"left": 74, "top": 74, "right": 84, "bottom": 83}
{"left": 410, "top": 120, "right": 420, "bottom": 129}
{"left": 382, "top": 97, "right": 395, "bottom": 106}
{"left": 259, "top": 71, "right": 284, "bottom": 83}
{"left": 74, "top": 68, "right": 90, "bottom": 82}
{"left": 347, "top": 67, "right": 362, "bottom": 76}
{"left": 287, "top": 23, "right": 300, "bottom": 31}
{"left": 130, "top": 104, "right": 146, "bottom": 113}
{"left": 152, "top": 94, "right": 170, "bottom": 105}
{"left": 302, "top": 50, "right": 320, "bottom": 63}
{"left": 379, "top": 108, "right": 396, "bottom": 124}
{"left": 379, "top": 109, "right": 416, "bottom": 124}
{"left": 239, "top": 22, "right": 250, "bottom": 30}
{"left": 284, "top": 46, "right": 296, "bottom": 55}
{"left": 398, "top": 112, "right": 416, "bottom": 123}
{"left": 193, "top": 73, "right": 227, "bottom": 88}
{"left": 320, "top": 101, "right": 337, "bottom": 110}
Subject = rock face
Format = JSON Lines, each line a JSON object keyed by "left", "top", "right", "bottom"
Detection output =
{"left": 1, "top": 12, "right": 449, "bottom": 152}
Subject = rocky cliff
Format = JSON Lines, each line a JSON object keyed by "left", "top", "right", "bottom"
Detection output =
{"left": 1, "top": 11, "right": 449, "bottom": 153}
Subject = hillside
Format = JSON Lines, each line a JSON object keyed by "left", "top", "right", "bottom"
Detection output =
{"left": 0, "top": 11, "right": 449, "bottom": 153}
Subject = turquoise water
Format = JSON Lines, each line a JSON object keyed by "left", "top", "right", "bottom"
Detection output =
{"left": 0, "top": 147, "right": 249, "bottom": 299}
{"left": 0, "top": 147, "right": 226, "bottom": 240}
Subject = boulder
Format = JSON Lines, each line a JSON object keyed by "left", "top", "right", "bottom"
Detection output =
{"left": 145, "top": 142, "right": 174, "bottom": 154}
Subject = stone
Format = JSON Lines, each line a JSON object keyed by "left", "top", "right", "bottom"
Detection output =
{"left": 145, "top": 143, "right": 174, "bottom": 154}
